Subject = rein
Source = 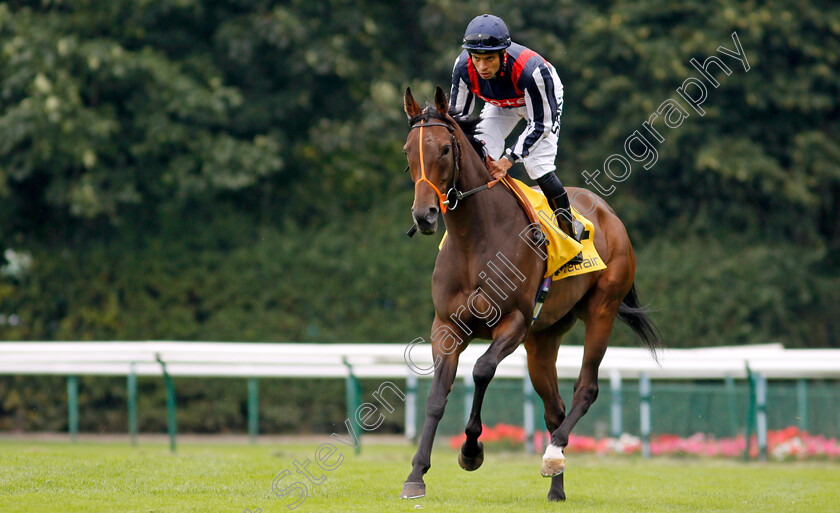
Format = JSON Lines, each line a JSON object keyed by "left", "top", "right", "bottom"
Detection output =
{"left": 408, "top": 117, "right": 501, "bottom": 214}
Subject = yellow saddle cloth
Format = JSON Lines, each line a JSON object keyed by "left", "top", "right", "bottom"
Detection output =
{"left": 509, "top": 178, "right": 607, "bottom": 281}
{"left": 438, "top": 177, "right": 606, "bottom": 280}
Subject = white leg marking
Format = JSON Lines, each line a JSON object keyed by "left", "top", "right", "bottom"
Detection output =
{"left": 541, "top": 443, "right": 566, "bottom": 477}
{"left": 543, "top": 444, "right": 565, "bottom": 461}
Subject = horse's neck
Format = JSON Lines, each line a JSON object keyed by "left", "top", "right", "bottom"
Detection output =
{"left": 442, "top": 142, "right": 525, "bottom": 255}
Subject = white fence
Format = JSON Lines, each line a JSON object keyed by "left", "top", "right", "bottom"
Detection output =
{"left": 2, "top": 341, "right": 839, "bottom": 458}
{"left": 3, "top": 341, "right": 840, "bottom": 379}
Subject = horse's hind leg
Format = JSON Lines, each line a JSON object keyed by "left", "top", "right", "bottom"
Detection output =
{"left": 542, "top": 295, "right": 620, "bottom": 478}
{"left": 526, "top": 314, "right": 576, "bottom": 501}
{"left": 459, "top": 312, "right": 528, "bottom": 471}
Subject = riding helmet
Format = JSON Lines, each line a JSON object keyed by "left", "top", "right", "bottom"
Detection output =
{"left": 462, "top": 14, "right": 512, "bottom": 52}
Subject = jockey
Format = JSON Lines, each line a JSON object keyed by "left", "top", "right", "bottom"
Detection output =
{"left": 450, "top": 14, "right": 584, "bottom": 263}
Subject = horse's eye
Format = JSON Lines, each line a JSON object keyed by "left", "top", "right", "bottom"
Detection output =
{"left": 441, "top": 145, "right": 451, "bottom": 156}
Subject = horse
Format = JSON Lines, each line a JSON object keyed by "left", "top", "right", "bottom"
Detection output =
{"left": 399, "top": 86, "right": 661, "bottom": 502}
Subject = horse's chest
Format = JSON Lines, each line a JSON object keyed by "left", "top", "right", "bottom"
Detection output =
{"left": 432, "top": 242, "right": 537, "bottom": 336}
{"left": 434, "top": 278, "right": 519, "bottom": 339}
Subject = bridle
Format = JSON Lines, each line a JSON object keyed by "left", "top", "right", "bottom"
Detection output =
{"left": 408, "top": 119, "right": 461, "bottom": 214}
{"left": 407, "top": 115, "right": 500, "bottom": 215}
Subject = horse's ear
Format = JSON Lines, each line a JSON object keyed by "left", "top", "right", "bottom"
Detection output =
{"left": 404, "top": 88, "right": 421, "bottom": 119}
{"left": 434, "top": 86, "right": 448, "bottom": 117}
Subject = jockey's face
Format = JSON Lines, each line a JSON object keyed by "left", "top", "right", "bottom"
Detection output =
{"left": 470, "top": 51, "right": 502, "bottom": 80}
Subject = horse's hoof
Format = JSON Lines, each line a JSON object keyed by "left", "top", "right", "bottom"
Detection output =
{"left": 541, "top": 444, "right": 566, "bottom": 477}
{"left": 541, "top": 458, "right": 566, "bottom": 477}
{"left": 458, "top": 441, "right": 484, "bottom": 471}
{"left": 547, "top": 489, "right": 566, "bottom": 502}
{"left": 399, "top": 481, "right": 426, "bottom": 499}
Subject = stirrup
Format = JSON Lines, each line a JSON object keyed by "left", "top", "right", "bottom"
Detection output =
{"left": 557, "top": 214, "right": 584, "bottom": 266}
{"left": 571, "top": 219, "right": 584, "bottom": 243}
{"left": 568, "top": 219, "right": 584, "bottom": 265}
{"left": 551, "top": 205, "right": 584, "bottom": 265}
{"left": 553, "top": 209, "right": 584, "bottom": 242}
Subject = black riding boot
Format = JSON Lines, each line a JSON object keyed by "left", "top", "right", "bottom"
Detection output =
{"left": 536, "top": 173, "right": 584, "bottom": 265}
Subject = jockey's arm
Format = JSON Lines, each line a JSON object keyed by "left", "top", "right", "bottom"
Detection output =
{"left": 507, "top": 63, "right": 563, "bottom": 163}
{"left": 449, "top": 54, "right": 475, "bottom": 117}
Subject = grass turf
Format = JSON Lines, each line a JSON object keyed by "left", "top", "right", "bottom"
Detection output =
{"left": 1, "top": 439, "right": 838, "bottom": 512}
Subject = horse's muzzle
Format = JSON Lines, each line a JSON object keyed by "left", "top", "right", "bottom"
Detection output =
{"left": 412, "top": 206, "right": 439, "bottom": 235}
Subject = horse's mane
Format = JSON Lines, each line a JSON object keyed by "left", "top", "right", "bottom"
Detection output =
{"left": 409, "top": 106, "right": 486, "bottom": 159}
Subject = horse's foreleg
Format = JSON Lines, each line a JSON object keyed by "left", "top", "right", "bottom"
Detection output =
{"left": 525, "top": 323, "right": 574, "bottom": 501}
{"left": 400, "top": 351, "right": 459, "bottom": 499}
{"left": 459, "top": 312, "right": 528, "bottom": 471}
{"left": 541, "top": 308, "right": 615, "bottom": 478}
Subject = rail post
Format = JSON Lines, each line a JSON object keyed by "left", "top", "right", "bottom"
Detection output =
{"left": 155, "top": 353, "right": 177, "bottom": 454}
{"left": 247, "top": 377, "right": 259, "bottom": 444}
{"left": 610, "top": 369, "right": 622, "bottom": 438}
{"left": 127, "top": 363, "right": 138, "bottom": 445}
{"left": 67, "top": 375, "right": 79, "bottom": 442}
{"left": 342, "top": 357, "right": 362, "bottom": 455}
{"left": 796, "top": 379, "right": 808, "bottom": 432}
{"left": 639, "top": 372, "right": 651, "bottom": 458}
{"left": 744, "top": 363, "right": 755, "bottom": 461}
{"left": 463, "top": 372, "right": 474, "bottom": 427}
{"left": 755, "top": 372, "right": 768, "bottom": 461}
{"left": 523, "top": 374, "right": 535, "bottom": 454}
{"left": 405, "top": 372, "right": 417, "bottom": 442}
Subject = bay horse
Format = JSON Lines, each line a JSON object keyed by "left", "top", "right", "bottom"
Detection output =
{"left": 399, "top": 86, "right": 661, "bottom": 502}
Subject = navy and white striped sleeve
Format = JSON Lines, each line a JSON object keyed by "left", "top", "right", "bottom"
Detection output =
{"left": 449, "top": 53, "right": 475, "bottom": 117}
{"left": 509, "top": 62, "right": 563, "bottom": 161}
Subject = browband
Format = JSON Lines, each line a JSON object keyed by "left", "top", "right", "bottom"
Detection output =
{"left": 410, "top": 121, "right": 453, "bottom": 131}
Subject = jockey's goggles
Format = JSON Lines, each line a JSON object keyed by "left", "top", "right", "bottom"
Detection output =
{"left": 462, "top": 33, "right": 511, "bottom": 51}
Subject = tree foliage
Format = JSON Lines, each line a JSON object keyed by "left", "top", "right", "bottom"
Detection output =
{"left": 0, "top": 0, "right": 838, "bottom": 431}
{"left": 1, "top": 0, "right": 838, "bottom": 343}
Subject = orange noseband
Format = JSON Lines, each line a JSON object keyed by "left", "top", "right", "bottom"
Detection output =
{"left": 413, "top": 123, "right": 454, "bottom": 214}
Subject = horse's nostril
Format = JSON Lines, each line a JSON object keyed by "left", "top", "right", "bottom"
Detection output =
{"left": 425, "top": 208, "right": 439, "bottom": 223}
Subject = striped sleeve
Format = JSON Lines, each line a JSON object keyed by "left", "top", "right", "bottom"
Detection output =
{"left": 509, "top": 62, "right": 563, "bottom": 160}
{"left": 449, "top": 53, "right": 475, "bottom": 117}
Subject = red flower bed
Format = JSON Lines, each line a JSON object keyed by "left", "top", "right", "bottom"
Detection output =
{"left": 449, "top": 424, "right": 840, "bottom": 460}
{"left": 448, "top": 423, "right": 525, "bottom": 450}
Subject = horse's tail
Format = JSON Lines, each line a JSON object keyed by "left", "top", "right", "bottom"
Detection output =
{"left": 617, "top": 283, "right": 663, "bottom": 363}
